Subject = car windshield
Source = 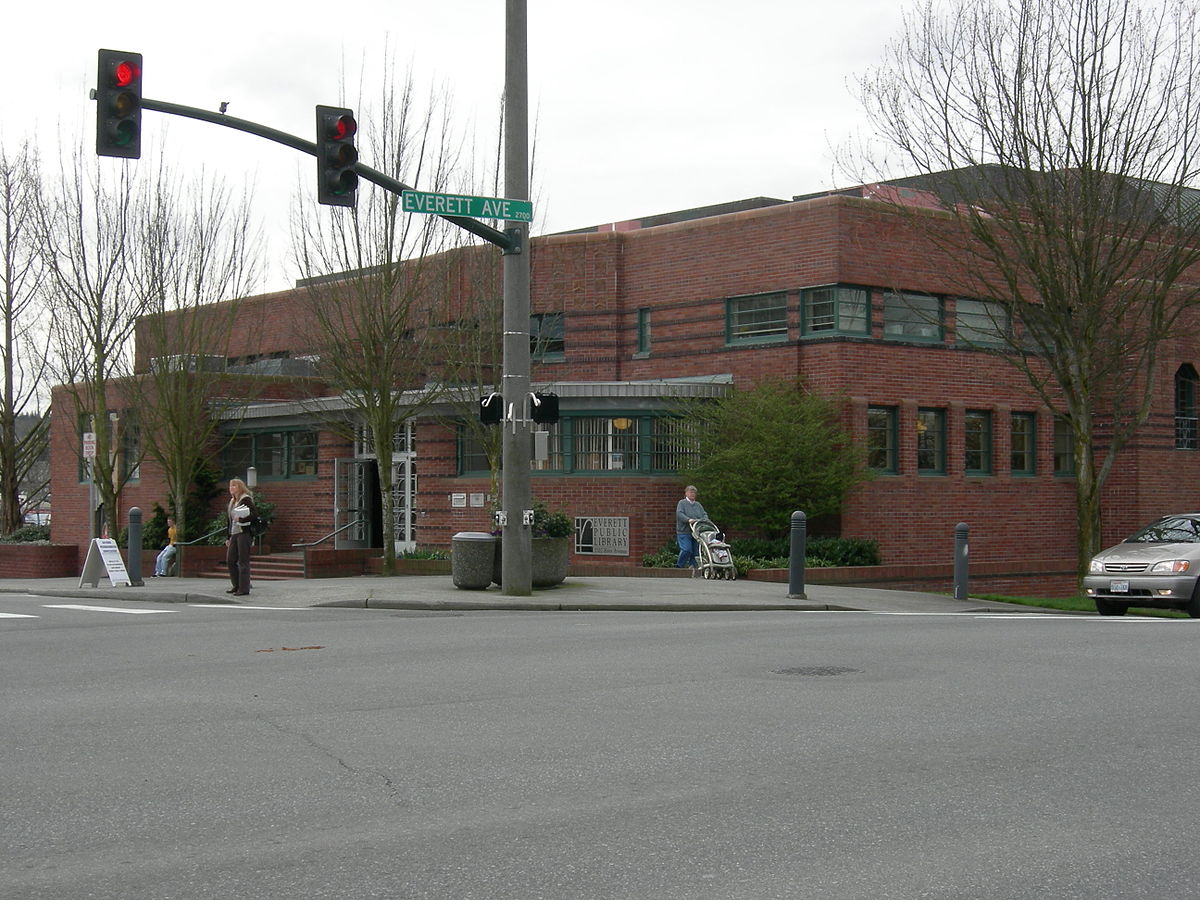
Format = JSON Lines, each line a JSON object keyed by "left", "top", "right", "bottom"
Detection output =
{"left": 1125, "top": 517, "right": 1200, "bottom": 544}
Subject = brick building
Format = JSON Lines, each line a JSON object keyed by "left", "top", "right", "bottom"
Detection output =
{"left": 48, "top": 184, "right": 1200, "bottom": 582}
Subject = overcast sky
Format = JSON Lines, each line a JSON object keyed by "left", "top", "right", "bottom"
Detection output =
{"left": 7, "top": 0, "right": 908, "bottom": 292}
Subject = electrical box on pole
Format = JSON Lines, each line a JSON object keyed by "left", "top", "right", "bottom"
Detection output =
{"left": 315, "top": 105, "right": 358, "bottom": 207}
{"left": 95, "top": 49, "right": 143, "bottom": 159}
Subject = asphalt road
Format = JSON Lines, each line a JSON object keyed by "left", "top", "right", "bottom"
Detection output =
{"left": 2, "top": 598, "right": 1198, "bottom": 899}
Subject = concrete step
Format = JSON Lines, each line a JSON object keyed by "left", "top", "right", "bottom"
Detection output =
{"left": 196, "top": 552, "right": 305, "bottom": 581}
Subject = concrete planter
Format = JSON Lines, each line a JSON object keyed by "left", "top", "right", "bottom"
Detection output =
{"left": 492, "top": 537, "right": 571, "bottom": 588}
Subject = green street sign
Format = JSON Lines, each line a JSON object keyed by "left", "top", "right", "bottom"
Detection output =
{"left": 401, "top": 190, "right": 533, "bottom": 223}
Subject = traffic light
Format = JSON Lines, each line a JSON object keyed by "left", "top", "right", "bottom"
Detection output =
{"left": 531, "top": 392, "right": 559, "bottom": 425}
{"left": 480, "top": 393, "right": 503, "bottom": 425}
{"left": 95, "top": 49, "right": 143, "bottom": 159}
{"left": 316, "top": 105, "right": 358, "bottom": 207}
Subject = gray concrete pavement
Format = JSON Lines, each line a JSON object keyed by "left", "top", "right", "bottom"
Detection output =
{"left": 0, "top": 571, "right": 1064, "bottom": 614}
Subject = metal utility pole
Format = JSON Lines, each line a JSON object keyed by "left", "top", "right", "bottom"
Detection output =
{"left": 501, "top": 0, "right": 533, "bottom": 595}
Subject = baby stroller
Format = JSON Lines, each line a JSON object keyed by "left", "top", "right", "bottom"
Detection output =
{"left": 691, "top": 518, "right": 737, "bottom": 580}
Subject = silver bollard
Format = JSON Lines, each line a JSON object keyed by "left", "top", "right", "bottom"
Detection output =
{"left": 953, "top": 522, "right": 969, "bottom": 600}
{"left": 127, "top": 507, "right": 145, "bottom": 587}
{"left": 788, "top": 510, "right": 807, "bottom": 600}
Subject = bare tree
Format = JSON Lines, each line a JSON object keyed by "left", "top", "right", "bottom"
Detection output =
{"left": 0, "top": 140, "right": 50, "bottom": 534}
{"left": 851, "top": 0, "right": 1200, "bottom": 581}
{"left": 40, "top": 148, "right": 155, "bottom": 540}
{"left": 292, "top": 69, "right": 468, "bottom": 575}
{"left": 129, "top": 168, "right": 263, "bottom": 546}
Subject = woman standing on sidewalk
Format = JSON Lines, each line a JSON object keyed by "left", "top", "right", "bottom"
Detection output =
{"left": 225, "top": 478, "right": 257, "bottom": 597}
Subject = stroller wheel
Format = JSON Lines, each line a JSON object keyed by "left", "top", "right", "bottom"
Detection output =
{"left": 702, "top": 568, "right": 712, "bottom": 579}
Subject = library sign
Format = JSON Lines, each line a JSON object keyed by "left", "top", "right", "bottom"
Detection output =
{"left": 574, "top": 516, "right": 629, "bottom": 557}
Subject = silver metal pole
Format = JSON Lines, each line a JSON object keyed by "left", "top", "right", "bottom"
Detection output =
{"left": 501, "top": 0, "right": 532, "bottom": 596}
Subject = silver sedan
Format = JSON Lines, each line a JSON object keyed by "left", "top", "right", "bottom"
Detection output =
{"left": 1084, "top": 514, "right": 1200, "bottom": 616}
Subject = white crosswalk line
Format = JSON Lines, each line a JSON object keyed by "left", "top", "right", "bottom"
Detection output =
{"left": 188, "top": 604, "right": 297, "bottom": 610}
{"left": 0, "top": 612, "right": 38, "bottom": 618}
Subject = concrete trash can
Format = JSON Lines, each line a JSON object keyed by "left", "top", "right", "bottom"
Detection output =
{"left": 451, "top": 532, "right": 496, "bottom": 590}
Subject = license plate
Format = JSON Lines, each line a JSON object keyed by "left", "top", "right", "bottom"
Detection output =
{"left": 1110, "top": 580, "right": 1129, "bottom": 593}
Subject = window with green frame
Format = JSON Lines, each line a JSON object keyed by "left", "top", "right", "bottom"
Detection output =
{"left": 866, "top": 405, "right": 898, "bottom": 473}
{"left": 530, "top": 312, "right": 564, "bottom": 360}
{"left": 964, "top": 410, "right": 992, "bottom": 475}
{"left": 1053, "top": 417, "right": 1075, "bottom": 475}
{"left": 636, "top": 307, "right": 651, "bottom": 355}
{"left": 1011, "top": 412, "right": 1036, "bottom": 475}
{"left": 459, "top": 415, "right": 697, "bottom": 474}
{"left": 955, "top": 298, "right": 1010, "bottom": 347}
{"left": 1176, "top": 364, "right": 1198, "bottom": 450}
{"left": 222, "top": 429, "right": 319, "bottom": 480}
{"left": 884, "top": 292, "right": 942, "bottom": 341}
{"left": 916, "top": 407, "right": 946, "bottom": 474}
{"left": 802, "top": 285, "right": 869, "bottom": 336}
{"left": 726, "top": 292, "right": 788, "bottom": 344}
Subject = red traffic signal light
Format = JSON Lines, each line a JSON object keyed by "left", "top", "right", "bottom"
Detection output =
{"left": 316, "top": 105, "right": 358, "bottom": 207}
{"left": 96, "top": 49, "right": 143, "bottom": 159}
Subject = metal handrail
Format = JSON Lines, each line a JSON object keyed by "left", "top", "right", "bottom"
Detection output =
{"left": 175, "top": 526, "right": 226, "bottom": 547}
{"left": 291, "top": 519, "right": 366, "bottom": 549}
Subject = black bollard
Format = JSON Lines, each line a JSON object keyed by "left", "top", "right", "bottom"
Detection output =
{"left": 953, "top": 522, "right": 969, "bottom": 600}
{"left": 127, "top": 506, "right": 145, "bottom": 587}
{"left": 788, "top": 510, "right": 807, "bottom": 600}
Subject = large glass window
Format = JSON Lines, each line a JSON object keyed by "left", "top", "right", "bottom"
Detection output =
{"left": 955, "top": 298, "right": 1010, "bottom": 347}
{"left": 964, "top": 410, "right": 992, "bottom": 475}
{"left": 572, "top": 417, "right": 638, "bottom": 471}
{"left": 867, "top": 406, "right": 898, "bottom": 473}
{"left": 884, "top": 292, "right": 942, "bottom": 341}
{"left": 1176, "top": 364, "right": 1199, "bottom": 450}
{"left": 917, "top": 408, "right": 946, "bottom": 474}
{"left": 802, "top": 285, "right": 869, "bottom": 336}
{"left": 726, "top": 292, "right": 788, "bottom": 344}
{"left": 1011, "top": 412, "right": 1036, "bottom": 475}
{"left": 221, "top": 430, "right": 320, "bottom": 481}
{"left": 651, "top": 417, "right": 697, "bottom": 472}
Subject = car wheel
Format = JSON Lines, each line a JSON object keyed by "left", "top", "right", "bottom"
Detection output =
{"left": 1095, "top": 598, "right": 1128, "bottom": 616}
{"left": 1185, "top": 582, "right": 1200, "bottom": 618}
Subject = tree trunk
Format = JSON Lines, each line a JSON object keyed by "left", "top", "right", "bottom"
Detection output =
{"left": 374, "top": 424, "right": 396, "bottom": 576}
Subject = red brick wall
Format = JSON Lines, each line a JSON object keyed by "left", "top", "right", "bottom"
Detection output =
{"left": 0, "top": 545, "right": 79, "bottom": 578}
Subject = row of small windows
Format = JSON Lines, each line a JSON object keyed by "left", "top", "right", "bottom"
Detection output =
{"left": 867, "top": 407, "right": 1074, "bottom": 476}
{"left": 725, "top": 287, "right": 1011, "bottom": 346}
{"left": 533, "top": 287, "right": 1008, "bottom": 362}
{"left": 460, "top": 416, "right": 696, "bottom": 475}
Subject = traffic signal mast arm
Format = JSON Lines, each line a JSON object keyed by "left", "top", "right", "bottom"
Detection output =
{"left": 137, "top": 97, "right": 519, "bottom": 253}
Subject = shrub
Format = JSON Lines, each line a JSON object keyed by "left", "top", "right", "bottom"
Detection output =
{"left": 0, "top": 524, "right": 51, "bottom": 543}
{"left": 532, "top": 502, "right": 573, "bottom": 538}
{"left": 643, "top": 536, "right": 880, "bottom": 571}
{"left": 402, "top": 547, "right": 449, "bottom": 560}
{"left": 806, "top": 537, "right": 880, "bottom": 567}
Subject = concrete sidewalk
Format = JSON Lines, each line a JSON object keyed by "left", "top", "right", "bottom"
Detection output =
{"left": 0, "top": 572, "right": 1062, "bottom": 614}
